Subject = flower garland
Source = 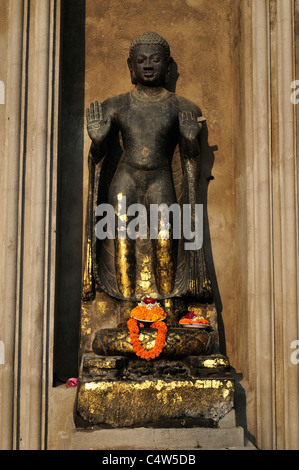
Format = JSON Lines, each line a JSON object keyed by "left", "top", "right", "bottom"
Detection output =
{"left": 130, "top": 304, "right": 166, "bottom": 322}
{"left": 127, "top": 317, "right": 167, "bottom": 361}
{"left": 127, "top": 298, "right": 167, "bottom": 360}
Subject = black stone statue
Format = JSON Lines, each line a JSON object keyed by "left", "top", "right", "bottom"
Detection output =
{"left": 82, "top": 32, "right": 213, "bottom": 309}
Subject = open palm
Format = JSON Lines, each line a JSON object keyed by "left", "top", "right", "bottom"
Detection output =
{"left": 86, "top": 101, "right": 111, "bottom": 143}
{"left": 179, "top": 111, "right": 205, "bottom": 140}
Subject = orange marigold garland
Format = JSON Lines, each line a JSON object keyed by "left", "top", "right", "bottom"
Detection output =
{"left": 127, "top": 318, "right": 167, "bottom": 361}
{"left": 127, "top": 298, "right": 167, "bottom": 361}
{"left": 130, "top": 305, "right": 166, "bottom": 322}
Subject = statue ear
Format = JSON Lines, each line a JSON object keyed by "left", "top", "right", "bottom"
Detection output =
{"left": 164, "top": 56, "right": 173, "bottom": 85}
{"left": 127, "top": 58, "right": 137, "bottom": 85}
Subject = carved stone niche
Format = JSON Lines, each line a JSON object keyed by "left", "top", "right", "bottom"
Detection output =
{"left": 75, "top": 30, "right": 235, "bottom": 431}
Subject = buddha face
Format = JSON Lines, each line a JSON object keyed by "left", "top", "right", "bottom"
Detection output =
{"left": 128, "top": 44, "right": 171, "bottom": 87}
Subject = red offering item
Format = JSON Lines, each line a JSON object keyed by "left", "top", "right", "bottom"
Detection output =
{"left": 143, "top": 297, "right": 156, "bottom": 304}
{"left": 185, "top": 311, "right": 196, "bottom": 319}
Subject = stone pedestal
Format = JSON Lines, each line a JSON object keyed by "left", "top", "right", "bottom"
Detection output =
{"left": 75, "top": 305, "right": 236, "bottom": 430}
{"left": 75, "top": 352, "right": 235, "bottom": 429}
{"left": 92, "top": 327, "right": 216, "bottom": 358}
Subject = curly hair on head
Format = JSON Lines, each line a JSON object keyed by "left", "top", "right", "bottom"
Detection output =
{"left": 129, "top": 32, "right": 171, "bottom": 59}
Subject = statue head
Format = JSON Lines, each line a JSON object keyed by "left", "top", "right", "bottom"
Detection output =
{"left": 128, "top": 32, "right": 173, "bottom": 87}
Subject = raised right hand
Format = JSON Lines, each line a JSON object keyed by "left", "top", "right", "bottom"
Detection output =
{"left": 86, "top": 101, "right": 111, "bottom": 144}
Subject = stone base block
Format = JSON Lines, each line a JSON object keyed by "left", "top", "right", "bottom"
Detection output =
{"left": 75, "top": 376, "right": 234, "bottom": 429}
{"left": 67, "top": 425, "right": 251, "bottom": 450}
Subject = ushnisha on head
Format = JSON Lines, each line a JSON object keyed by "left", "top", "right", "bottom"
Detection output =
{"left": 129, "top": 32, "right": 171, "bottom": 60}
{"left": 127, "top": 32, "right": 173, "bottom": 86}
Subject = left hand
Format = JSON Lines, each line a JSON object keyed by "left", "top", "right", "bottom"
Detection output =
{"left": 179, "top": 111, "right": 205, "bottom": 140}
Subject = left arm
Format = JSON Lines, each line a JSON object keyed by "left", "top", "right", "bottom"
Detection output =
{"left": 179, "top": 111, "right": 205, "bottom": 159}
{"left": 179, "top": 111, "right": 206, "bottom": 206}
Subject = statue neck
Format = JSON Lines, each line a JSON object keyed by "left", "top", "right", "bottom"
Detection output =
{"left": 135, "top": 83, "right": 168, "bottom": 100}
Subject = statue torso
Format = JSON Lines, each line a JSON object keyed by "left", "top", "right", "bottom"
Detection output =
{"left": 101, "top": 89, "right": 200, "bottom": 170}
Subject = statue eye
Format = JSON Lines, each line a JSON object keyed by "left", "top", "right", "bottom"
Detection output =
{"left": 137, "top": 57, "right": 145, "bottom": 64}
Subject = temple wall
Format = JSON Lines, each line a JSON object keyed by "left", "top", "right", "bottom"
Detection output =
{"left": 0, "top": 0, "right": 298, "bottom": 450}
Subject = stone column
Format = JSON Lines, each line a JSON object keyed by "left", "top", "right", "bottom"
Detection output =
{"left": 236, "top": 0, "right": 299, "bottom": 450}
{"left": 0, "top": 0, "right": 24, "bottom": 451}
{"left": 0, "top": 0, "right": 61, "bottom": 450}
{"left": 270, "top": 0, "right": 299, "bottom": 450}
{"left": 249, "top": 0, "right": 275, "bottom": 450}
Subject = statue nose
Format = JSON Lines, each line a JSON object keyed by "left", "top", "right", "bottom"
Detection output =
{"left": 144, "top": 58, "right": 153, "bottom": 69}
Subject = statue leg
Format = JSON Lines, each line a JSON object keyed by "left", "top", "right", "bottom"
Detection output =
{"left": 115, "top": 238, "right": 135, "bottom": 299}
{"left": 108, "top": 164, "right": 137, "bottom": 299}
{"left": 146, "top": 169, "right": 177, "bottom": 297}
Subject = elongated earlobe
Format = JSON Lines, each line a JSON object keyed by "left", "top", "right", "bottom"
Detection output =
{"left": 127, "top": 57, "right": 137, "bottom": 85}
{"left": 165, "top": 57, "right": 173, "bottom": 85}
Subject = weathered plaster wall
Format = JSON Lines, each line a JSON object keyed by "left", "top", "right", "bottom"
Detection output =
{"left": 83, "top": 0, "right": 237, "bottom": 361}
